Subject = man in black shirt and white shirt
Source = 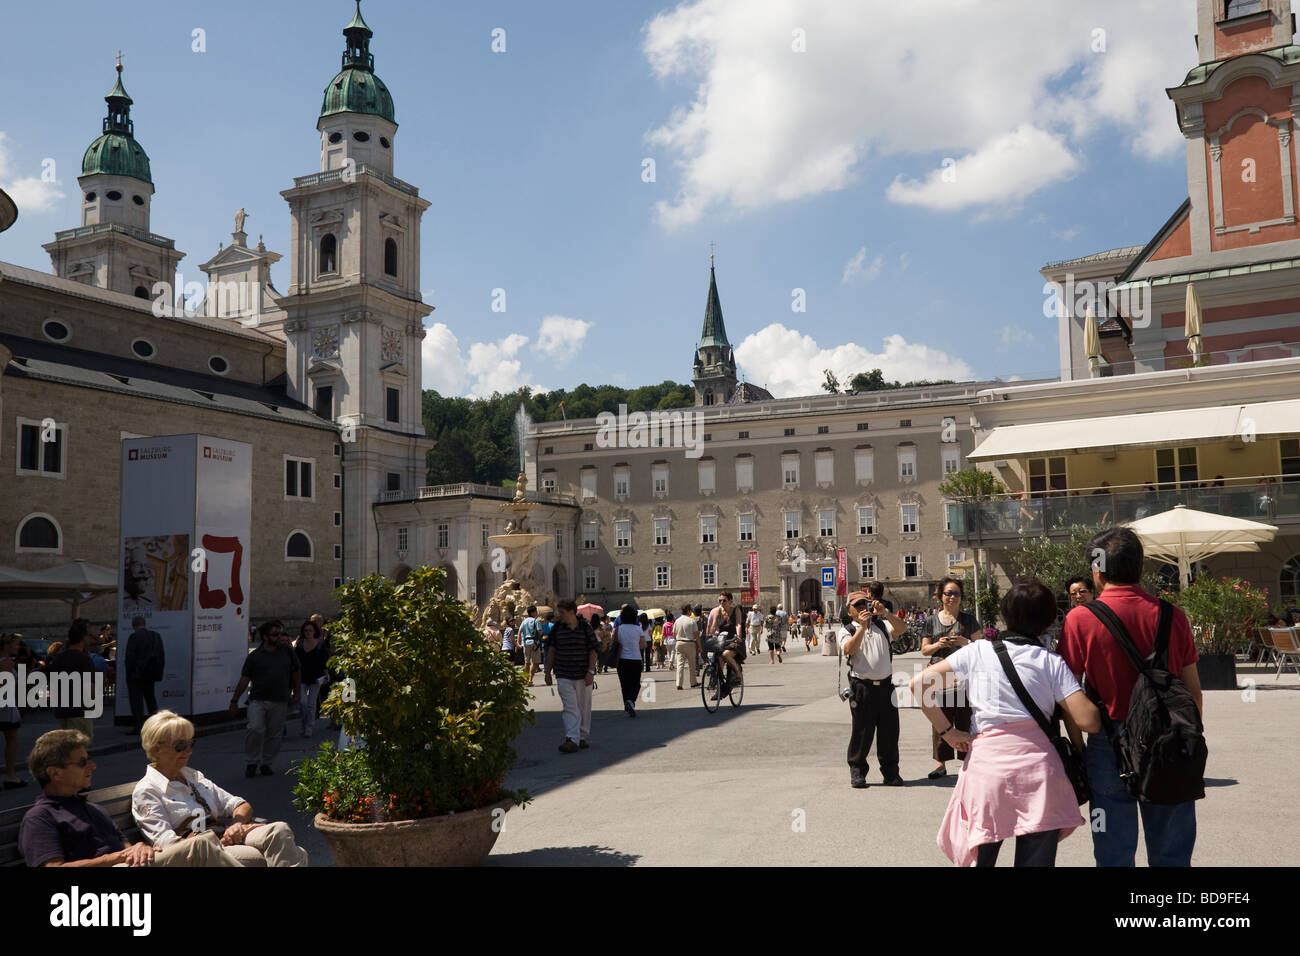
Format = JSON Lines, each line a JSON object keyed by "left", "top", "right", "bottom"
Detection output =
{"left": 842, "top": 585, "right": 907, "bottom": 789}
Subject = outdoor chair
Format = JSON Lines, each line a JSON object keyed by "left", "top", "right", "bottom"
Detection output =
{"left": 1265, "top": 627, "right": 1300, "bottom": 679}
{"left": 1246, "top": 627, "right": 1277, "bottom": 665}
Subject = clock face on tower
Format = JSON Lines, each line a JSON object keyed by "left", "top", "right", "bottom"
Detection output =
{"left": 381, "top": 327, "right": 403, "bottom": 363}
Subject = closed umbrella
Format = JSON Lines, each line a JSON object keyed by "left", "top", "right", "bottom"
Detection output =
{"left": 1126, "top": 504, "right": 1276, "bottom": 589}
{"left": 1084, "top": 306, "right": 1101, "bottom": 377}
{"left": 1185, "top": 283, "right": 1204, "bottom": 366}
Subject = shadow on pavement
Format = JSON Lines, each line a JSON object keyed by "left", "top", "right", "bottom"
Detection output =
{"left": 485, "top": 844, "right": 639, "bottom": 867}
{"left": 1203, "top": 777, "right": 1238, "bottom": 788}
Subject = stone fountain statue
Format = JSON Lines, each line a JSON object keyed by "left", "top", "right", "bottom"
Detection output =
{"left": 475, "top": 472, "right": 556, "bottom": 630}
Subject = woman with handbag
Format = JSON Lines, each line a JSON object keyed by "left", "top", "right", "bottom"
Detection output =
{"left": 920, "top": 577, "right": 981, "bottom": 779}
{"left": 911, "top": 580, "right": 1100, "bottom": 867}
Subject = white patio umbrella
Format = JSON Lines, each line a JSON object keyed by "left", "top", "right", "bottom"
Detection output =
{"left": 1185, "top": 282, "right": 1204, "bottom": 365}
{"left": 1126, "top": 504, "right": 1276, "bottom": 589}
{"left": 1084, "top": 306, "right": 1102, "bottom": 377}
{"left": 0, "top": 560, "right": 118, "bottom": 618}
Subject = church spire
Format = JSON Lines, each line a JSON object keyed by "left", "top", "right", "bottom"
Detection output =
{"left": 699, "top": 259, "right": 730, "bottom": 350}
{"left": 104, "top": 55, "right": 134, "bottom": 136}
{"left": 693, "top": 255, "right": 737, "bottom": 407}
{"left": 342, "top": 0, "right": 375, "bottom": 71}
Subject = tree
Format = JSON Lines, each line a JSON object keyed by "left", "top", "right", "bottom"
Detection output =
{"left": 937, "top": 468, "right": 1006, "bottom": 501}
{"left": 848, "top": 369, "right": 887, "bottom": 393}
{"left": 822, "top": 369, "right": 841, "bottom": 394}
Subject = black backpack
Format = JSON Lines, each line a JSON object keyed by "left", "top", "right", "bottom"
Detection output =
{"left": 1082, "top": 599, "right": 1207, "bottom": 805}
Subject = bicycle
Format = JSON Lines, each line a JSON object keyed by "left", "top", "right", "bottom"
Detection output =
{"left": 700, "top": 633, "right": 744, "bottom": 713}
{"left": 890, "top": 629, "right": 920, "bottom": 655}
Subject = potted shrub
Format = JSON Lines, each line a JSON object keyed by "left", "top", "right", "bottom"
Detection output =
{"left": 1167, "top": 576, "right": 1268, "bottom": 691}
{"left": 292, "top": 566, "right": 533, "bottom": 865}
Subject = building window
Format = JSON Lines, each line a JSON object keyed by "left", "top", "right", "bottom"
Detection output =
{"left": 735, "top": 456, "right": 754, "bottom": 491}
{"left": 784, "top": 511, "right": 800, "bottom": 539}
{"left": 1225, "top": 0, "right": 1264, "bottom": 18}
{"left": 284, "top": 456, "right": 314, "bottom": 500}
{"left": 903, "top": 554, "right": 921, "bottom": 578}
{"left": 436, "top": 524, "right": 450, "bottom": 549}
{"left": 704, "top": 434, "right": 712, "bottom": 443}
{"left": 740, "top": 561, "right": 750, "bottom": 586}
{"left": 1282, "top": 439, "right": 1300, "bottom": 482}
{"left": 898, "top": 447, "right": 916, "bottom": 480}
{"left": 945, "top": 503, "right": 961, "bottom": 533}
{"left": 386, "top": 387, "right": 400, "bottom": 423}
{"left": 333, "top": 443, "right": 342, "bottom": 457}
{"left": 314, "top": 385, "right": 334, "bottom": 419}
{"left": 739, "top": 513, "right": 754, "bottom": 541}
{"left": 584, "top": 567, "right": 598, "bottom": 591}
{"left": 702, "top": 563, "right": 716, "bottom": 587}
{"left": 16, "top": 514, "right": 61, "bottom": 552}
{"left": 901, "top": 504, "right": 918, "bottom": 534}
{"left": 946, "top": 551, "right": 967, "bottom": 569}
{"left": 542, "top": 474, "right": 556, "bottom": 492}
{"left": 942, "top": 448, "right": 960, "bottom": 475}
{"left": 208, "top": 356, "right": 229, "bottom": 375}
{"left": 698, "top": 460, "right": 716, "bottom": 494}
{"left": 857, "top": 423, "right": 869, "bottom": 431}
{"left": 654, "top": 517, "right": 670, "bottom": 546}
{"left": 782, "top": 454, "right": 800, "bottom": 488}
{"left": 319, "top": 233, "right": 337, "bottom": 274}
{"left": 656, "top": 564, "right": 670, "bottom": 588}
{"left": 333, "top": 473, "right": 342, "bottom": 489}
{"left": 854, "top": 448, "right": 873, "bottom": 483}
{"left": 543, "top": 446, "right": 553, "bottom": 455}
{"left": 286, "top": 531, "right": 313, "bottom": 561}
{"left": 614, "top": 466, "right": 630, "bottom": 498}
{"left": 582, "top": 521, "right": 598, "bottom": 550}
{"left": 1155, "top": 447, "right": 1198, "bottom": 490}
{"left": 131, "top": 339, "right": 155, "bottom": 360}
{"left": 899, "top": 419, "right": 911, "bottom": 428}
{"left": 580, "top": 469, "right": 597, "bottom": 501}
{"left": 817, "top": 425, "right": 829, "bottom": 434}
{"left": 818, "top": 509, "right": 835, "bottom": 538}
{"left": 1028, "top": 456, "right": 1067, "bottom": 497}
{"left": 738, "top": 431, "right": 749, "bottom": 440}
{"left": 860, "top": 555, "right": 876, "bottom": 580}
{"left": 815, "top": 451, "right": 833, "bottom": 485}
{"left": 1280, "top": 553, "right": 1300, "bottom": 604}
{"left": 858, "top": 507, "right": 875, "bottom": 535}
{"left": 482, "top": 523, "right": 490, "bottom": 548}
{"left": 616, "top": 520, "right": 631, "bottom": 549}
{"left": 583, "top": 443, "right": 594, "bottom": 452}
{"left": 17, "top": 420, "right": 67, "bottom": 477}
{"left": 652, "top": 463, "right": 669, "bottom": 495}
{"left": 617, "top": 567, "right": 631, "bottom": 590}
{"left": 784, "top": 428, "right": 795, "bottom": 436}
{"left": 334, "top": 512, "right": 342, "bottom": 527}
{"left": 397, "top": 527, "right": 409, "bottom": 552}
{"left": 384, "top": 238, "right": 398, "bottom": 277}
{"left": 334, "top": 577, "right": 343, "bottom": 589}
{"left": 386, "top": 472, "right": 401, "bottom": 492}
{"left": 700, "top": 515, "right": 717, "bottom": 544}
{"left": 555, "top": 530, "right": 564, "bottom": 551}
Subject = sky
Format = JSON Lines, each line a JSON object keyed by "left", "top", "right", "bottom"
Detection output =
{"left": 0, "top": 0, "right": 1203, "bottom": 399}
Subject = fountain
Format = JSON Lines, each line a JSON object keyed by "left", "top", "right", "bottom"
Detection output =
{"left": 478, "top": 471, "right": 555, "bottom": 627}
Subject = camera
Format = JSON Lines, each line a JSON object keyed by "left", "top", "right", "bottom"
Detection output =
{"left": 839, "top": 686, "right": 852, "bottom": 702}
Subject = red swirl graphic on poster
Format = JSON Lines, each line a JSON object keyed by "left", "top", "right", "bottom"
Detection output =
{"left": 836, "top": 549, "right": 847, "bottom": 596}
{"left": 198, "top": 534, "right": 244, "bottom": 613}
{"left": 748, "top": 551, "right": 759, "bottom": 605}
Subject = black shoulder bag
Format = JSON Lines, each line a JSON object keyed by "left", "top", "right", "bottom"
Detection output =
{"left": 991, "top": 639, "right": 1090, "bottom": 805}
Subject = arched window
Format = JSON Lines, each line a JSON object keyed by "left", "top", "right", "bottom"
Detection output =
{"left": 384, "top": 238, "right": 398, "bottom": 276}
{"left": 1225, "top": 0, "right": 1263, "bottom": 18}
{"left": 134, "top": 286, "right": 150, "bottom": 299}
{"left": 17, "top": 514, "right": 61, "bottom": 552}
{"left": 319, "top": 234, "right": 337, "bottom": 275}
{"left": 286, "top": 531, "right": 313, "bottom": 561}
{"left": 1281, "top": 554, "right": 1300, "bottom": 605}
{"left": 703, "top": 390, "right": 714, "bottom": 406}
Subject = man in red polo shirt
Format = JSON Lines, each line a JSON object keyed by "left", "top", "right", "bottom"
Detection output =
{"left": 1059, "top": 527, "right": 1203, "bottom": 867}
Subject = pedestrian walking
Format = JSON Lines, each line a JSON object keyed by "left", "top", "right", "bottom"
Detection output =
{"left": 1059, "top": 527, "right": 1205, "bottom": 867}
{"left": 46, "top": 619, "right": 96, "bottom": 742}
{"left": 765, "top": 606, "right": 783, "bottom": 663}
{"left": 640, "top": 612, "right": 654, "bottom": 672}
{"left": 801, "top": 611, "right": 815, "bottom": 651}
{"left": 912, "top": 580, "right": 1100, "bottom": 867}
{"left": 519, "top": 606, "right": 542, "bottom": 685}
{"left": 663, "top": 612, "right": 676, "bottom": 669}
{"left": 674, "top": 604, "right": 700, "bottom": 689}
{"left": 294, "top": 619, "right": 329, "bottom": 738}
{"left": 747, "top": 605, "right": 763, "bottom": 655}
{"left": 615, "top": 607, "right": 646, "bottom": 716}
{"left": 123, "top": 615, "right": 165, "bottom": 734}
{"left": 919, "top": 577, "right": 980, "bottom": 780}
{"left": 544, "top": 600, "right": 600, "bottom": 753}
{"left": 229, "top": 620, "right": 301, "bottom": 778}
{"left": 842, "top": 586, "right": 906, "bottom": 788}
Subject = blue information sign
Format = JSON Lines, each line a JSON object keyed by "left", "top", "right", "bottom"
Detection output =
{"left": 821, "top": 567, "right": 835, "bottom": 588}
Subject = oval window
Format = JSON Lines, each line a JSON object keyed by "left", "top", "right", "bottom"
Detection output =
{"left": 208, "top": 356, "right": 229, "bottom": 375}
{"left": 42, "top": 320, "right": 70, "bottom": 342}
{"left": 84, "top": 191, "right": 97, "bottom": 202}
{"left": 131, "top": 339, "right": 156, "bottom": 359}
{"left": 379, "top": 136, "right": 391, "bottom": 149}
{"left": 353, "top": 131, "right": 370, "bottom": 142}
{"left": 328, "top": 131, "right": 343, "bottom": 144}
{"left": 132, "top": 195, "right": 144, "bottom": 206}
{"left": 106, "top": 190, "right": 122, "bottom": 201}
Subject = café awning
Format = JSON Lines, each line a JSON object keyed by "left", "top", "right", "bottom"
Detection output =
{"left": 968, "top": 398, "right": 1300, "bottom": 461}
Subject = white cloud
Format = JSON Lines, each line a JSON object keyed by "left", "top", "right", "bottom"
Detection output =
{"left": 897, "top": 251, "right": 911, "bottom": 274}
{"left": 997, "top": 326, "right": 1035, "bottom": 350}
{"left": 1052, "top": 227, "right": 1081, "bottom": 241}
{"left": 843, "top": 247, "right": 889, "bottom": 283}
{"left": 421, "top": 322, "right": 469, "bottom": 396}
{"left": 536, "top": 314, "right": 593, "bottom": 358}
{"left": 466, "top": 333, "right": 530, "bottom": 397}
{"left": 643, "top": 0, "right": 1192, "bottom": 226}
{"left": 885, "top": 125, "right": 1081, "bottom": 212}
{"left": 841, "top": 246, "right": 867, "bottom": 283}
{"left": 732, "top": 323, "right": 975, "bottom": 398}
{"left": 0, "top": 132, "right": 64, "bottom": 214}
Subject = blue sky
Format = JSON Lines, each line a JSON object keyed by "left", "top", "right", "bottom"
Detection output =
{"left": 0, "top": 1, "right": 1202, "bottom": 397}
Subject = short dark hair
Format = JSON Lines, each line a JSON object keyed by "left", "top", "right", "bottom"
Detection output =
{"left": 1087, "top": 527, "right": 1144, "bottom": 585}
{"left": 131, "top": 616, "right": 146, "bottom": 628}
{"left": 28, "top": 729, "right": 90, "bottom": 785}
{"left": 937, "top": 576, "right": 963, "bottom": 598}
{"left": 1065, "top": 576, "right": 1093, "bottom": 593}
{"left": 866, "top": 582, "right": 885, "bottom": 601}
{"left": 527, "top": 605, "right": 537, "bottom": 616}
{"left": 556, "top": 599, "right": 577, "bottom": 613}
{"left": 67, "top": 618, "right": 90, "bottom": 645}
{"left": 718, "top": 591, "right": 733, "bottom": 603}
{"left": 620, "top": 606, "right": 639, "bottom": 624}
{"left": 681, "top": 603, "right": 693, "bottom": 615}
{"left": 1000, "top": 580, "right": 1058, "bottom": 637}
{"left": 258, "top": 620, "right": 283, "bottom": 640}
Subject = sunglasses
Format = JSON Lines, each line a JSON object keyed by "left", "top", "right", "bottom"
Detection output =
{"left": 61, "top": 757, "right": 92, "bottom": 769}
{"left": 942, "top": 591, "right": 961, "bottom": 597}
{"left": 172, "top": 739, "right": 196, "bottom": 753}
{"left": 851, "top": 600, "right": 871, "bottom": 611}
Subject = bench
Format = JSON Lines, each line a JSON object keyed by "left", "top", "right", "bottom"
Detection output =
{"left": 0, "top": 782, "right": 140, "bottom": 868}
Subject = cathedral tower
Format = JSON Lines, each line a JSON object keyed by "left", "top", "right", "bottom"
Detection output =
{"left": 692, "top": 259, "right": 738, "bottom": 406}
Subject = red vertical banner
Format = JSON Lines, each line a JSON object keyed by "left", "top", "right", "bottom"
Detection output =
{"left": 748, "top": 550, "right": 759, "bottom": 605}
{"left": 836, "top": 548, "right": 847, "bottom": 596}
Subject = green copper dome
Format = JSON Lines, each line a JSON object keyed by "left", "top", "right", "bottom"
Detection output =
{"left": 81, "top": 64, "right": 152, "bottom": 184}
{"left": 320, "top": 1, "right": 395, "bottom": 123}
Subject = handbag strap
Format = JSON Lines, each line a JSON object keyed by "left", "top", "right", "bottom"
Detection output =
{"left": 991, "top": 639, "right": 1055, "bottom": 739}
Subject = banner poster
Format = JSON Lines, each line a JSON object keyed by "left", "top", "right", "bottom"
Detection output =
{"left": 191, "top": 437, "right": 252, "bottom": 714}
{"left": 748, "top": 551, "right": 759, "bottom": 605}
{"left": 836, "top": 548, "right": 848, "bottom": 597}
{"left": 119, "top": 437, "right": 197, "bottom": 716}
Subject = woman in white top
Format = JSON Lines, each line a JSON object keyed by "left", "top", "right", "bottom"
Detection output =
{"left": 131, "top": 710, "right": 308, "bottom": 867}
{"left": 910, "top": 581, "right": 1100, "bottom": 868}
{"left": 615, "top": 606, "right": 646, "bottom": 717}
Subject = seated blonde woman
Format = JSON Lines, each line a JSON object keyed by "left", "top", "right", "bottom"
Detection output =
{"left": 131, "top": 710, "right": 308, "bottom": 867}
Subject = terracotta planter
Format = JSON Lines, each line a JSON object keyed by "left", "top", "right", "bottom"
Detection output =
{"left": 314, "top": 798, "right": 513, "bottom": 866}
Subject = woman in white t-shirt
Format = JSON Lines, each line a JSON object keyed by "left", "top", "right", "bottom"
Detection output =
{"left": 614, "top": 606, "right": 646, "bottom": 717}
{"left": 910, "top": 580, "right": 1101, "bottom": 868}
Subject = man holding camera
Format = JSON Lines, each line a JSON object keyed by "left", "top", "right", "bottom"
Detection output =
{"left": 843, "top": 585, "right": 907, "bottom": 789}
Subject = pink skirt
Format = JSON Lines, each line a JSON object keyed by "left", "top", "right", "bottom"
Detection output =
{"left": 937, "top": 717, "right": 1084, "bottom": 867}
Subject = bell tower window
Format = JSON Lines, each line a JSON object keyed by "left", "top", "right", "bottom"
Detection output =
{"left": 319, "top": 234, "right": 337, "bottom": 275}
{"left": 384, "top": 238, "right": 398, "bottom": 276}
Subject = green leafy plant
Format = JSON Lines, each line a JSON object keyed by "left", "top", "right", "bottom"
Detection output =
{"left": 937, "top": 468, "right": 1006, "bottom": 501}
{"left": 292, "top": 567, "right": 534, "bottom": 822}
{"left": 1166, "top": 575, "right": 1269, "bottom": 656}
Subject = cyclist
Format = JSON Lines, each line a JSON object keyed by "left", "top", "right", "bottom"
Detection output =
{"left": 706, "top": 591, "right": 746, "bottom": 686}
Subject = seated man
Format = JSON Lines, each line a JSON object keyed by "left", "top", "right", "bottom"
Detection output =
{"left": 19, "top": 729, "right": 239, "bottom": 867}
